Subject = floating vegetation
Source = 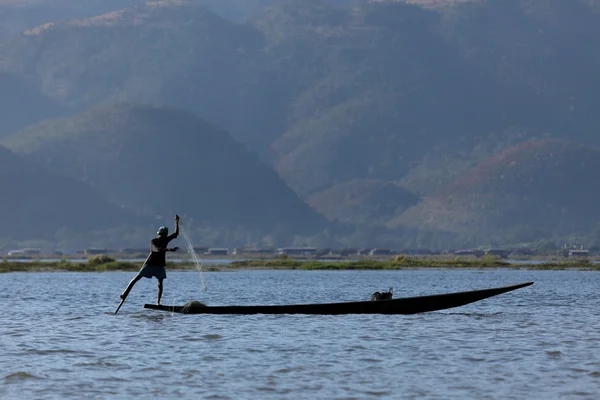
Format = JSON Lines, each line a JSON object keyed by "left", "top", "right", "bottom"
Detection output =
{"left": 231, "top": 259, "right": 303, "bottom": 268}
{"left": 1, "top": 257, "right": 600, "bottom": 273}
{"left": 87, "top": 254, "right": 116, "bottom": 265}
{"left": 0, "top": 260, "right": 197, "bottom": 273}
{"left": 230, "top": 256, "right": 512, "bottom": 270}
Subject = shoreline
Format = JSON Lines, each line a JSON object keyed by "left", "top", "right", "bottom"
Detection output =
{"left": 2, "top": 258, "right": 600, "bottom": 273}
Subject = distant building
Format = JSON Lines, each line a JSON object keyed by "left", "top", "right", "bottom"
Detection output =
{"left": 277, "top": 247, "right": 317, "bottom": 256}
{"left": 399, "top": 249, "right": 435, "bottom": 255}
{"left": 369, "top": 249, "right": 394, "bottom": 256}
{"left": 8, "top": 248, "right": 42, "bottom": 256}
{"left": 316, "top": 248, "right": 332, "bottom": 256}
{"left": 562, "top": 244, "right": 589, "bottom": 258}
{"left": 484, "top": 249, "right": 510, "bottom": 258}
{"left": 358, "top": 248, "right": 373, "bottom": 256}
{"left": 337, "top": 248, "right": 358, "bottom": 256}
{"left": 119, "top": 248, "right": 148, "bottom": 254}
{"left": 511, "top": 248, "right": 537, "bottom": 256}
{"left": 568, "top": 249, "right": 589, "bottom": 257}
{"left": 84, "top": 248, "right": 109, "bottom": 255}
{"left": 205, "top": 248, "right": 228, "bottom": 255}
{"left": 454, "top": 249, "right": 484, "bottom": 257}
{"left": 232, "top": 247, "right": 275, "bottom": 255}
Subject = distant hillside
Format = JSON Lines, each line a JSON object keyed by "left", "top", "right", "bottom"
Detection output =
{"left": 265, "top": 0, "right": 600, "bottom": 195}
{"left": 0, "top": 145, "right": 136, "bottom": 240}
{"left": 1, "top": 0, "right": 600, "bottom": 246}
{"left": 194, "top": 0, "right": 272, "bottom": 21}
{"left": 1, "top": 103, "right": 330, "bottom": 236}
{"left": 374, "top": 0, "right": 479, "bottom": 9}
{"left": 3, "top": 0, "right": 599, "bottom": 195}
{"left": 307, "top": 179, "right": 419, "bottom": 224}
{"left": 392, "top": 140, "right": 600, "bottom": 241}
{"left": 0, "top": 0, "right": 285, "bottom": 156}
{"left": 0, "top": 72, "right": 66, "bottom": 137}
{"left": 0, "top": 0, "right": 142, "bottom": 37}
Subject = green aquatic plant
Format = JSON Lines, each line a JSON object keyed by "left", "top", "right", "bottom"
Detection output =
{"left": 231, "top": 259, "right": 303, "bottom": 268}
{"left": 87, "top": 254, "right": 116, "bottom": 265}
{"left": 0, "top": 257, "right": 599, "bottom": 273}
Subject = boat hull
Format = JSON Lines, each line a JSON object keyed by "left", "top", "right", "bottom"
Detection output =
{"left": 143, "top": 282, "right": 533, "bottom": 315}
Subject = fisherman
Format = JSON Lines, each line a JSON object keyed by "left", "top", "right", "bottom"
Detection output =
{"left": 119, "top": 215, "right": 180, "bottom": 305}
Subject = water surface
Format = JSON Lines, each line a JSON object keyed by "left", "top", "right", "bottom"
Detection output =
{"left": 2, "top": 269, "right": 600, "bottom": 399}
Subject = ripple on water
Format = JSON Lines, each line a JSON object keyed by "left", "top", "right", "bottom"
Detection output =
{"left": 26, "top": 348, "right": 81, "bottom": 355}
{"left": 93, "top": 376, "right": 131, "bottom": 383}
{"left": 546, "top": 350, "right": 562, "bottom": 358}
{"left": 4, "top": 372, "right": 43, "bottom": 383}
{"left": 274, "top": 367, "right": 305, "bottom": 374}
{"left": 73, "top": 361, "right": 127, "bottom": 369}
{"left": 246, "top": 348, "right": 265, "bottom": 353}
{"left": 358, "top": 358, "right": 383, "bottom": 363}
{"left": 365, "top": 390, "right": 393, "bottom": 396}
{"left": 182, "top": 370, "right": 202, "bottom": 379}
{"left": 202, "top": 334, "right": 223, "bottom": 340}
{"left": 569, "top": 368, "right": 589, "bottom": 374}
{"left": 138, "top": 367, "right": 160, "bottom": 372}
{"left": 464, "top": 357, "right": 487, "bottom": 362}
{"left": 181, "top": 335, "right": 206, "bottom": 342}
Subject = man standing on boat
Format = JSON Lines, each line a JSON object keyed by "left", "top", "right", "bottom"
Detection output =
{"left": 119, "top": 215, "right": 180, "bottom": 305}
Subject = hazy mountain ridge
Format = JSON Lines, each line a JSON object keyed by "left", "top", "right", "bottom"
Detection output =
{"left": 0, "top": 0, "right": 288, "bottom": 156}
{"left": 1, "top": 102, "right": 331, "bottom": 240}
{"left": 2, "top": 0, "right": 600, "bottom": 248}
{"left": 392, "top": 140, "right": 600, "bottom": 241}
{"left": 0, "top": 0, "right": 144, "bottom": 37}
{"left": 0, "top": 72, "right": 67, "bottom": 137}
{"left": 307, "top": 179, "right": 420, "bottom": 224}
{"left": 0, "top": 145, "right": 139, "bottom": 240}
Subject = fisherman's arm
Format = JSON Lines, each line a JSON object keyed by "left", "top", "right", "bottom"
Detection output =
{"left": 168, "top": 215, "right": 180, "bottom": 241}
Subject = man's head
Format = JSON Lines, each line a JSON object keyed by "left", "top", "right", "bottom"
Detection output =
{"left": 157, "top": 226, "right": 168, "bottom": 237}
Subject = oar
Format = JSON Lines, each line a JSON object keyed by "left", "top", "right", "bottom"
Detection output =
{"left": 115, "top": 254, "right": 151, "bottom": 314}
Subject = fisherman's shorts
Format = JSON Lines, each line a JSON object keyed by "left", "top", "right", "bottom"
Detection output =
{"left": 137, "top": 264, "right": 167, "bottom": 280}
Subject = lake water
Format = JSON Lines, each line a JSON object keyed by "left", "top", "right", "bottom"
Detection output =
{"left": 2, "top": 269, "right": 600, "bottom": 399}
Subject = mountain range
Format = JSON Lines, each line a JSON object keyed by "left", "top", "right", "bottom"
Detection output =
{"left": 1, "top": 0, "right": 600, "bottom": 250}
{"left": 0, "top": 103, "right": 330, "bottom": 247}
{"left": 393, "top": 140, "right": 600, "bottom": 242}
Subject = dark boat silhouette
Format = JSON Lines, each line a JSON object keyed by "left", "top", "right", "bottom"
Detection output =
{"left": 143, "top": 282, "right": 533, "bottom": 315}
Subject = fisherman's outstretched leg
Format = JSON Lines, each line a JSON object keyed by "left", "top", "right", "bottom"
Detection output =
{"left": 157, "top": 278, "right": 164, "bottom": 305}
{"left": 121, "top": 275, "right": 142, "bottom": 300}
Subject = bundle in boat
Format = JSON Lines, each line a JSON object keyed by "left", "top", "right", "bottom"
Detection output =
{"left": 184, "top": 300, "right": 207, "bottom": 308}
{"left": 371, "top": 287, "right": 393, "bottom": 301}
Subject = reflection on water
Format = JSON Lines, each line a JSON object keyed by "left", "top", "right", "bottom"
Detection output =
{"left": 1, "top": 269, "right": 600, "bottom": 399}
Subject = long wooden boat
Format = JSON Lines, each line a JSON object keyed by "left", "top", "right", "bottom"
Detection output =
{"left": 143, "top": 281, "right": 533, "bottom": 315}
